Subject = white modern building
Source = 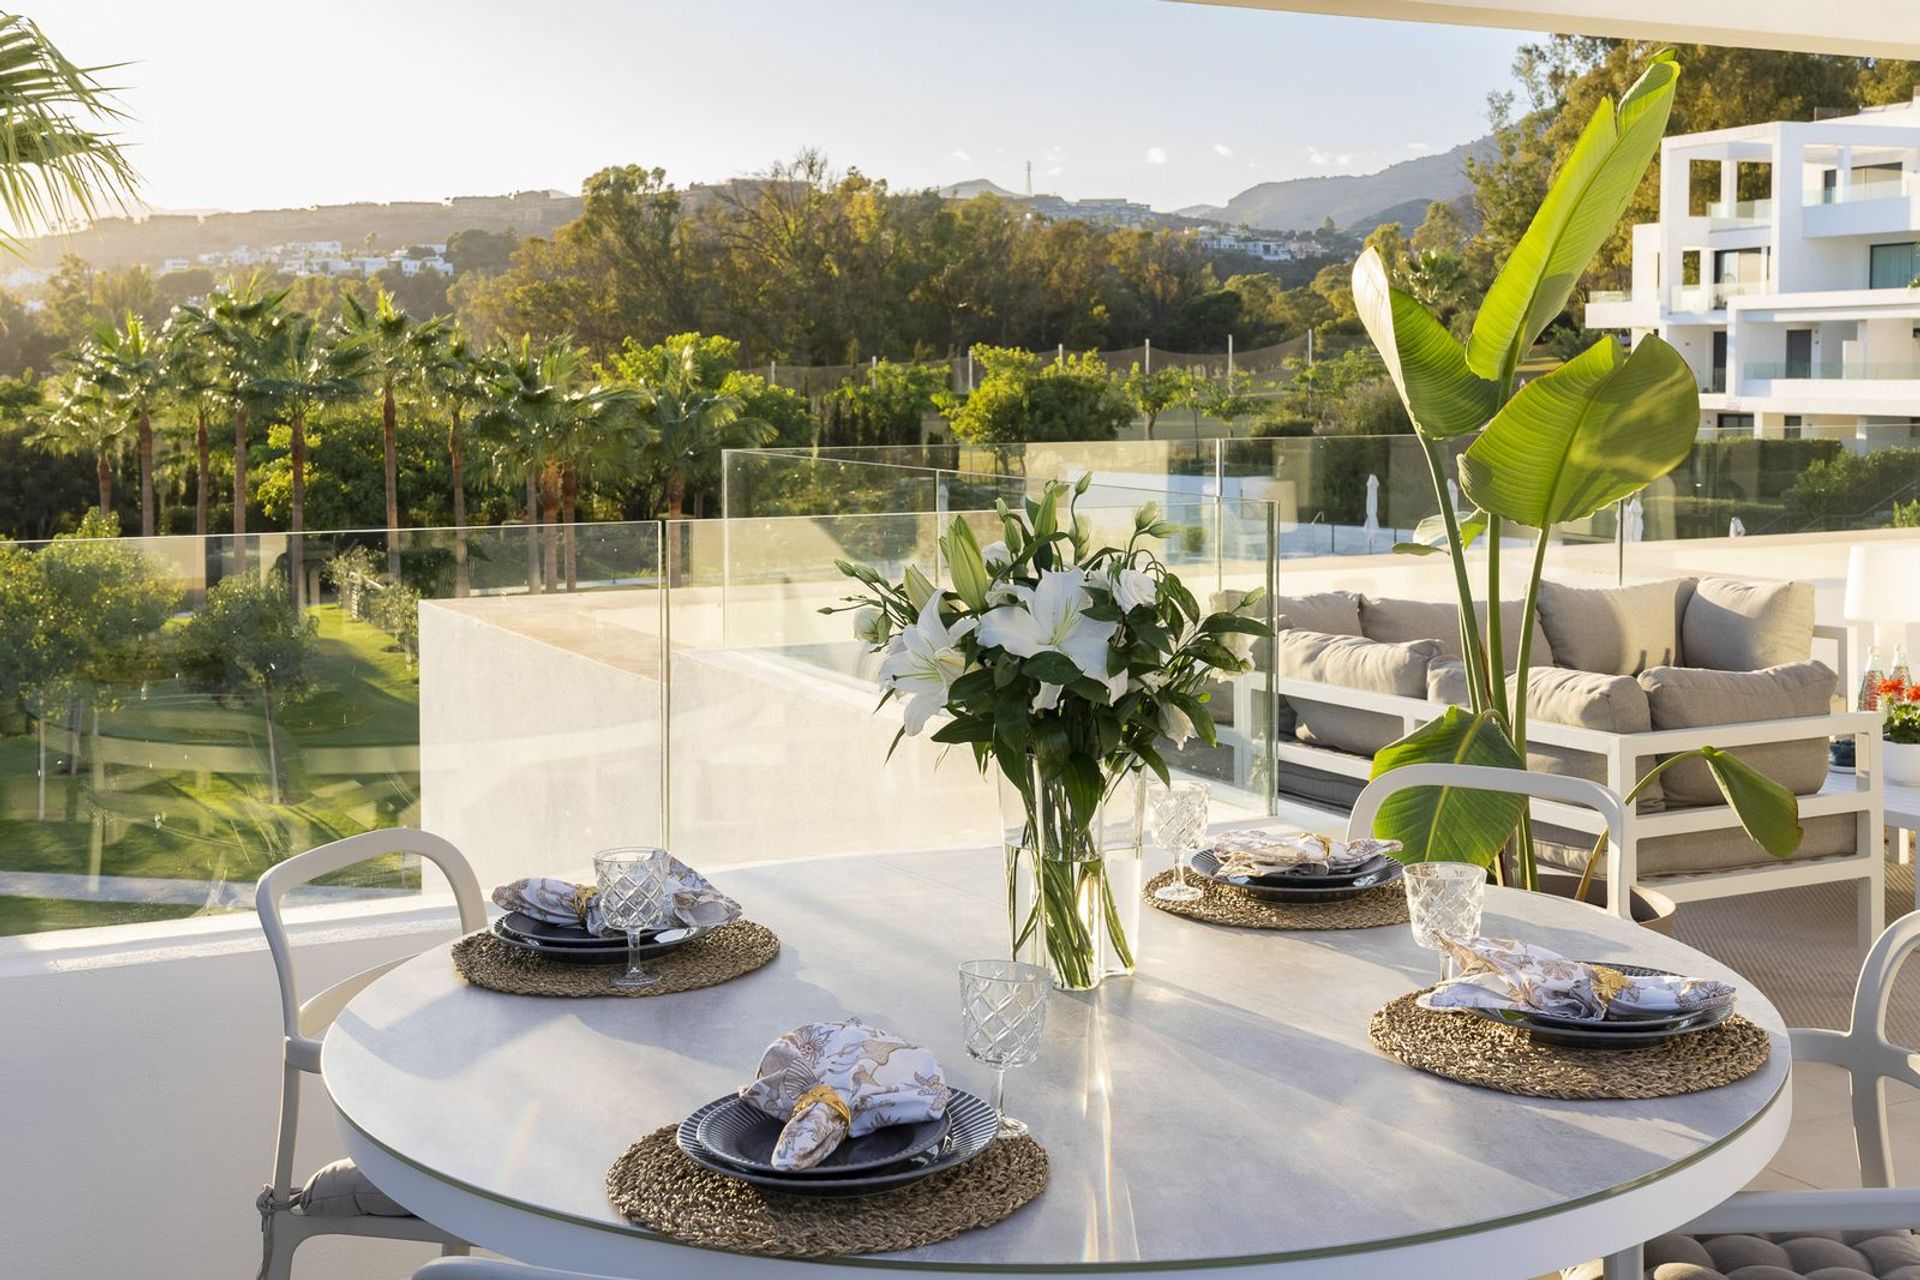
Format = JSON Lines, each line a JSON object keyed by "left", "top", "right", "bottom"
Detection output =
{"left": 1587, "top": 94, "right": 1920, "bottom": 446}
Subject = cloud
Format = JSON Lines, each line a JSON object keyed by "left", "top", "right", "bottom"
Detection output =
{"left": 1305, "top": 146, "right": 1354, "bottom": 168}
{"left": 1144, "top": 146, "right": 1169, "bottom": 165}
{"left": 1406, "top": 142, "right": 1435, "bottom": 154}
{"left": 951, "top": 149, "right": 971, "bottom": 163}
{"left": 1212, "top": 143, "right": 1233, "bottom": 158}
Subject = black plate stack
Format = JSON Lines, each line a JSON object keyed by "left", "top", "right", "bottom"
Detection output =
{"left": 676, "top": 1090, "right": 998, "bottom": 1197}
{"left": 489, "top": 911, "right": 705, "bottom": 966}
{"left": 1192, "top": 848, "right": 1406, "bottom": 904}
{"left": 1446, "top": 963, "right": 1737, "bottom": 1050}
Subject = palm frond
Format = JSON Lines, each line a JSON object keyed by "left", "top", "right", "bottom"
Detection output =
{"left": 0, "top": 14, "right": 139, "bottom": 251}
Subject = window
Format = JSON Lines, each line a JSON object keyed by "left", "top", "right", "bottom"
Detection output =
{"left": 1717, "top": 413, "right": 1755, "bottom": 431}
{"left": 1784, "top": 414, "right": 1804, "bottom": 440}
{"left": 1870, "top": 242, "right": 1918, "bottom": 289}
{"left": 1785, "top": 330, "right": 1813, "bottom": 379}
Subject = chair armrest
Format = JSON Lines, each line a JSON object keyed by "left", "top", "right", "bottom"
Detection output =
{"left": 1682, "top": 1188, "right": 1920, "bottom": 1236}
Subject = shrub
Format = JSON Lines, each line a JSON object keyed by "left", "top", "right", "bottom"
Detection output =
{"left": 936, "top": 346, "right": 1132, "bottom": 444}
{"left": 1786, "top": 447, "right": 1920, "bottom": 527}
{"left": 819, "top": 361, "right": 945, "bottom": 447}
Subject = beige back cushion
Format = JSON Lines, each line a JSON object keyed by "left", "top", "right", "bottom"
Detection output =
{"left": 1681, "top": 578, "right": 1814, "bottom": 672}
{"left": 1537, "top": 578, "right": 1692, "bottom": 676}
{"left": 1274, "top": 590, "right": 1363, "bottom": 636}
{"left": 1639, "top": 660, "right": 1836, "bottom": 806}
{"left": 1277, "top": 630, "right": 1438, "bottom": 758}
{"left": 1360, "top": 596, "right": 1554, "bottom": 669}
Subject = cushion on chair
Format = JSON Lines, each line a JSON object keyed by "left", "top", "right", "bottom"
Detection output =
{"left": 1358, "top": 595, "right": 1555, "bottom": 668}
{"left": 1568, "top": 1230, "right": 1920, "bottom": 1279}
{"left": 1681, "top": 578, "right": 1814, "bottom": 672}
{"left": 1275, "top": 630, "right": 1437, "bottom": 757}
{"left": 1537, "top": 578, "right": 1692, "bottom": 676}
{"left": 1638, "top": 661, "right": 1836, "bottom": 806}
{"left": 292, "top": 1158, "right": 413, "bottom": 1217}
{"left": 1273, "top": 589, "right": 1363, "bottom": 636}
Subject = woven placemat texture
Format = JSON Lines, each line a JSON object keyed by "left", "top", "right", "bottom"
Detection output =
{"left": 451, "top": 921, "right": 778, "bottom": 998}
{"left": 605, "top": 1125, "right": 1049, "bottom": 1257}
{"left": 1370, "top": 991, "right": 1772, "bottom": 1099}
{"left": 1144, "top": 868, "right": 1410, "bottom": 930}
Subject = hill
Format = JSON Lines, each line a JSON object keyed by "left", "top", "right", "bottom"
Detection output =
{"left": 1189, "top": 138, "right": 1491, "bottom": 233}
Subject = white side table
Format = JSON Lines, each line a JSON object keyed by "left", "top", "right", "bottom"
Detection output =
{"left": 1886, "top": 778, "right": 1920, "bottom": 869}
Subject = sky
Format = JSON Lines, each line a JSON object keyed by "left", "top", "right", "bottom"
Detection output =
{"left": 40, "top": 0, "right": 1531, "bottom": 217}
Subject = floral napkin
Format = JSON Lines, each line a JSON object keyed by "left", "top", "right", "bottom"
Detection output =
{"left": 491, "top": 857, "right": 741, "bottom": 937}
{"left": 740, "top": 1019, "right": 952, "bottom": 1171}
{"left": 1421, "top": 935, "right": 1736, "bottom": 1023}
{"left": 1208, "top": 828, "right": 1402, "bottom": 878}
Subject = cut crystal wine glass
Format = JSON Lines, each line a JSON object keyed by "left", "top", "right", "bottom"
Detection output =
{"left": 958, "top": 959, "right": 1049, "bottom": 1139}
{"left": 1149, "top": 781, "right": 1209, "bottom": 903}
{"left": 594, "top": 847, "right": 673, "bottom": 989}
{"left": 1403, "top": 861, "right": 1486, "bottom": 982}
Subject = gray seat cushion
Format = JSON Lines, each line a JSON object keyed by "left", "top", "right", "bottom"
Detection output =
{"left": 1276, "top": 630, "right": 1437, "bottom": 758}
{"left": 1537, "top": 577, "right": 1693, "bottom": 676}
{"left": 1273, "top": 589, "right": 1364, "bottom": 636}
{"left": 1638, "top": 661, "right": 1836, "bottom": 806}
{"left": 1563, "top": 1229, "right": 1920, "bottom": 1279}
{"left": 1682, "top": 577, "right": 1815, "bottom": 672}
{"left": 1538, "top": 811, "right": 1861, "bottom": 878}
{"left": 1359, "top": 595, "right": 1555, "bottom": 669}
{"left": 292, "top": 1158, "right": 413, "bottom": 1217}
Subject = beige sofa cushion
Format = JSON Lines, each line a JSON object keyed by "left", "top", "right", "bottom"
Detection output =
{"left": 1277, "top": 630, "right": 1438, "bottom": 758}
{"left": 1537, "top": 578, "right": 1691, "bottom": 676}
{"left": 1360, "top": 596, "right": 1554, "bottom": 669}
{"left": 1681, "top": 578, "right": 1814, "bottom": 672}
{"left": 1273, "top": 590, "right": 1362, "bottom": 636}
{"left": 1540, "top": 812, "right": 1859, "bottom": 879}
{"left": 1638, "top": 660, "right": 1836, "bottom": 806}
{"left": 1428, "top": 660, "right": 1663, "bottom": 811}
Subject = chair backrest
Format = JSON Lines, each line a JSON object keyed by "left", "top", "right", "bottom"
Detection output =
{"left": 1790, "top": 911, "right": 1920, "bottom": 1188}
{"left": 1347, "top": 762, "right": 1628, "bottom": 862}
{"left": 255, "top": 828, "right": 486, "bottom": 1072}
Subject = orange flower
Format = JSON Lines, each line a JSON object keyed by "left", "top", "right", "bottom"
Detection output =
{"left": 1880, "top": 677, "right": 1909, "bottom": 698}
{"left": 1908, "top": 685, "right": 1920, "bottom": 704}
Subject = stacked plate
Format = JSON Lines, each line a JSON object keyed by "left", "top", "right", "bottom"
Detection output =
{"left": 489, "top": 911, "right": 705, "bottom": 966}
{"left": 1192, "top": 847, "right": 1405, "bottom": 904}
{"left": 1438, "top": 963, "right": 1736, "bottom": 1050}
{"left": 675, "top": 1089, "right": 998, "bottom": 1197}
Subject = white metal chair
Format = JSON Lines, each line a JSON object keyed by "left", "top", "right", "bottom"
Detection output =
{"left": 1565, "top": 911, "right": 1920, "bottom": 1279}
{"left": 255, "top": 829, "right": 488, "bottom": 1279}
{"left": 413, "top": 1260, "right": 616, "bottom": 1278}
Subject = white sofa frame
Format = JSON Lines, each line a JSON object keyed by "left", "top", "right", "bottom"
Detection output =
{"left": 1245, "top": 635, "right": 1887, "bottom": 950}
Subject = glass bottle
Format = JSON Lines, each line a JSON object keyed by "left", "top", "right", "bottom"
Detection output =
{"left": 1860, "top": 645, "right": 1886, "bottom": 711}
{"left": 1892, "top": 646, "right": 1912, "bottom": 691}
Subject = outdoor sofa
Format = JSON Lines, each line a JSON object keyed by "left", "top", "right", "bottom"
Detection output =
{"left": 1238, "top": 576, "right": 1886, "bottom": 946}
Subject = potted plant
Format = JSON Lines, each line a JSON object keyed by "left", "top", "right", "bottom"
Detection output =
{"left": 830, "top": 478, "right": 1270, "bottom": 990}
{"left": 1351, "top": 47, "right": 1801, "bottom": 890}
{"left": 1884, "top": 687, "right": 1920, "bottom": 786}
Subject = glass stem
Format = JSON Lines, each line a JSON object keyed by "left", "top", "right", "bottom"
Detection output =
{"left": 628, "top": 927, "right": 645, "bottom": 980}
{"left": 991, "top": 1065, "right": 1008, "bottom": 1118}
{"left": 1175, "top": 843, "right": 1191, "bottom": 888}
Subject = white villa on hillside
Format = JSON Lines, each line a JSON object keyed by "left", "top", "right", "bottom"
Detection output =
{"left": 1587, "top": 94, "right": 1920, "bottom": 446}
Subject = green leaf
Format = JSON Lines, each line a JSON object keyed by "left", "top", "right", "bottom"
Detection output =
{"left": 943, "top": 518, "right": 990, "bottom": 614}
{"left": 931, "top": 718, "right": 994, "bottom": 745}
{"left": 949, "top": 668, "right": 994, "bottom": 702}
{"left": 1352, "top": 247, "right": 1499, "bottom": 439}
{"left": 1697, "top": 747, "right": 1803, "bottom": 857}
{"left": 1460, "top": 334, "right": 1698, "bottom": 527}
{"left": 1369, "top": 707, "right": 1528, "bottom": 864}
{"left": 1200, "top": 614, "right": 1270, "bottom": 636}
{"left": 1061, "top": 752, "right": 1104, "bottom": 831}
{"left": 1021, "top": 651, "right": 1084, "bottom": 685}
{"left": 1467, "top": 49, "right": 1681, "bottom": 384}
{"left": 1393, "top": 507, "right": 1488, "bottom": 557}
{"left": 1167, "top": 691, "right": 1217, "bottom": 747}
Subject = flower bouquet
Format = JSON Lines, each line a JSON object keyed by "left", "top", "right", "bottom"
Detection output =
{"left": 1884, "top": 685, "right": 1920, "bottom": 786}
{"left": 830, "top": 477, "right": 1270, "bottom": 989}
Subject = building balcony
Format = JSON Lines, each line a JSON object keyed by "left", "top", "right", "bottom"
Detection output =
{"left": 1584, "top": 289, "right": 1658, "bottom": 329}
{"left": 1705, "top": 196, "right": 1773, "bottom": 225}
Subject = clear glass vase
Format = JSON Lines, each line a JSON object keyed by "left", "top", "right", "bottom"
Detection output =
{"left": 1000, "top": 757, "right": 1145, "bottom": 991}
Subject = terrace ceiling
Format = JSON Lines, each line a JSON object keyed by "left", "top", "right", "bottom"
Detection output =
{"left": 1178, "top": 1, "right": 1920, "bottom": 60}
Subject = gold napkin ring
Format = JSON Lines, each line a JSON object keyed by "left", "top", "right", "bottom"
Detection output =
{"left": 1589, "top": 964, "right": 1631, "bottom": 1008}
{"left": 794, "top": 1084, "right": 852, "bottom": 1127}
{"left": 571, "top": 883, "right": 596, "bottom": 923}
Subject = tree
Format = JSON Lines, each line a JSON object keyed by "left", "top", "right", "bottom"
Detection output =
{"left": 174, "top": 574, "right": 316, "bottom": 803}
{"left": 607, "top": 333, "right": 776, "bottom": 519}
{"left": 73, "top": 311, "right": 167, "bottom": 536}
{"left": 187, "top": 279, "right": 287, "bottom": 573}
{"left": 160, "top": 308, "right": 221, "bottom": 539}
{"left": 253, "top": 311, "right": 352, "bottom": 610}
{"left": 0, "top": 15, "right": 140, "bottom": 251}
{"left": 818, "top": 360, "right": 944, "bottom": 448}
{"left": 1194, "top": 369, "right": 1262, "bottom": 438}
{"left": 334, "top": 289, "right": 444, "bottom": 578}
{"left": 31, "top": 376, "right": 123, "bottom": 515}
{"left": 420, "top": 331, "right": 488, "bottom": 595}
{"left": 937, "top": 346, "right": 1132, "bottom": 445}
{"left": 1118, "top": 362, "right": 1186, "bottom": 441}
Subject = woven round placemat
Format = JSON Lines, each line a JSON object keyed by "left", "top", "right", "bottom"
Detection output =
{"left": 451, "top": 921, "right": 779, "bottom": 998}
{"left": 1369, "top": 991, "right": 1773, "bottom": 1099}
{"left": 605, "top": 1124, "right": 1049, "bottom": 1258}
{"left": 1143, "top": 868, "right": 1410, "bottom": 930}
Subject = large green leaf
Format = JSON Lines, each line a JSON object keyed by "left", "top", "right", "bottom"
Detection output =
{"left": 1352, "top": 247, "right": 1499, "bottom": 439}
{"left": 1459, "top": 334, "right": 1698, "bottom": 527}
{"left": 1467, "top": 49, "right": 1680, "bottom": 385}
{"left": 1369, "top": 707, "right": 1528, "bottom": 865}
{"left": 1394, "top": 506, "right": 1488, "bottom": 557}
{"left": 1698, "top": 747, "right": 1803, "bottom": 857}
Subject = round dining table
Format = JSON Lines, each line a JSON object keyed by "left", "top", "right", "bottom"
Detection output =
{"left": 323, "top": 845, "right": 1790, "bottom": 1279}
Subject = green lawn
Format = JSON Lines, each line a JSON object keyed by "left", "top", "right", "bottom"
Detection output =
{"left": 0, "top": 604, "right": 424, "bottom": 936}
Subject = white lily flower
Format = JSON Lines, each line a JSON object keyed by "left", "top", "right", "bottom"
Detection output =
{"left": 878, "top": 597, "right": 977, "bottom": 736}
{"left": 1031, "top": 682, "right": 1064, "bottom": 713}
{"left": 1160, "top": 700, "right": 1197, "bottom": 748}
{"left": 851, "top": 607, "right": 888, "bottom": 647}
{"left": 976, "top": 569, "right": 1118, "bottom": 686}
{"left": 1110, "top": 567, "right": 1157, "bottom": 613}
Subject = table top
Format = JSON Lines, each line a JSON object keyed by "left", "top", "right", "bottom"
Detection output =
{"left": 323, "top": 846, "right": 1788, "bottom": 1275}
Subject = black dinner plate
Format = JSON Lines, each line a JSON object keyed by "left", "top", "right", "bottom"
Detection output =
{"left": 674, "top": 1089, "right": 997, "bottom": 1197}
{"left": 1193, "top": 849, "right": 1404, "bottom": 903}
{"left": 695, "top": 1096, "right": 949, "bottom": 1174}
{"left": 497, "top": 911, "right": 676, "bottom": 948}
{"left": 1238, "top": 852, "right": 1397, "bottom": 889}
{"left": 488, "top": 920, "right": 703, "bottom": 966}
{"left": 1436, "top": 962, "right": 1738, "bottom": 1050}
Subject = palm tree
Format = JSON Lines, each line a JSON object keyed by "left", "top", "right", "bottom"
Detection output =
{"left": 420, "top": 331, "right": 489, "bottom": 596}
{"left": 32, "top": 376, "right": 124, "bottom": 516}
{"left": 627, "top": 337, "right": 775, "bottom": 519}
{"left": 254, "top": 311, "right": 351, "bottom": 610}
{"left": 335, "top": 289, "right": 443, "bottom": 579}
{"left": 186, "top": 280, "right": 286, "bottom": 573}
{"left": 73, "top": 312, "right": 166, "bottom": 536}
{"left": 160, "top": 309, "right": 220, "bottom": 539}
{"left": 472, "top": 337, "right": 557, "bottom": 592}
{"left": 0, "top": 15, "right": 139, "bottom": 252}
